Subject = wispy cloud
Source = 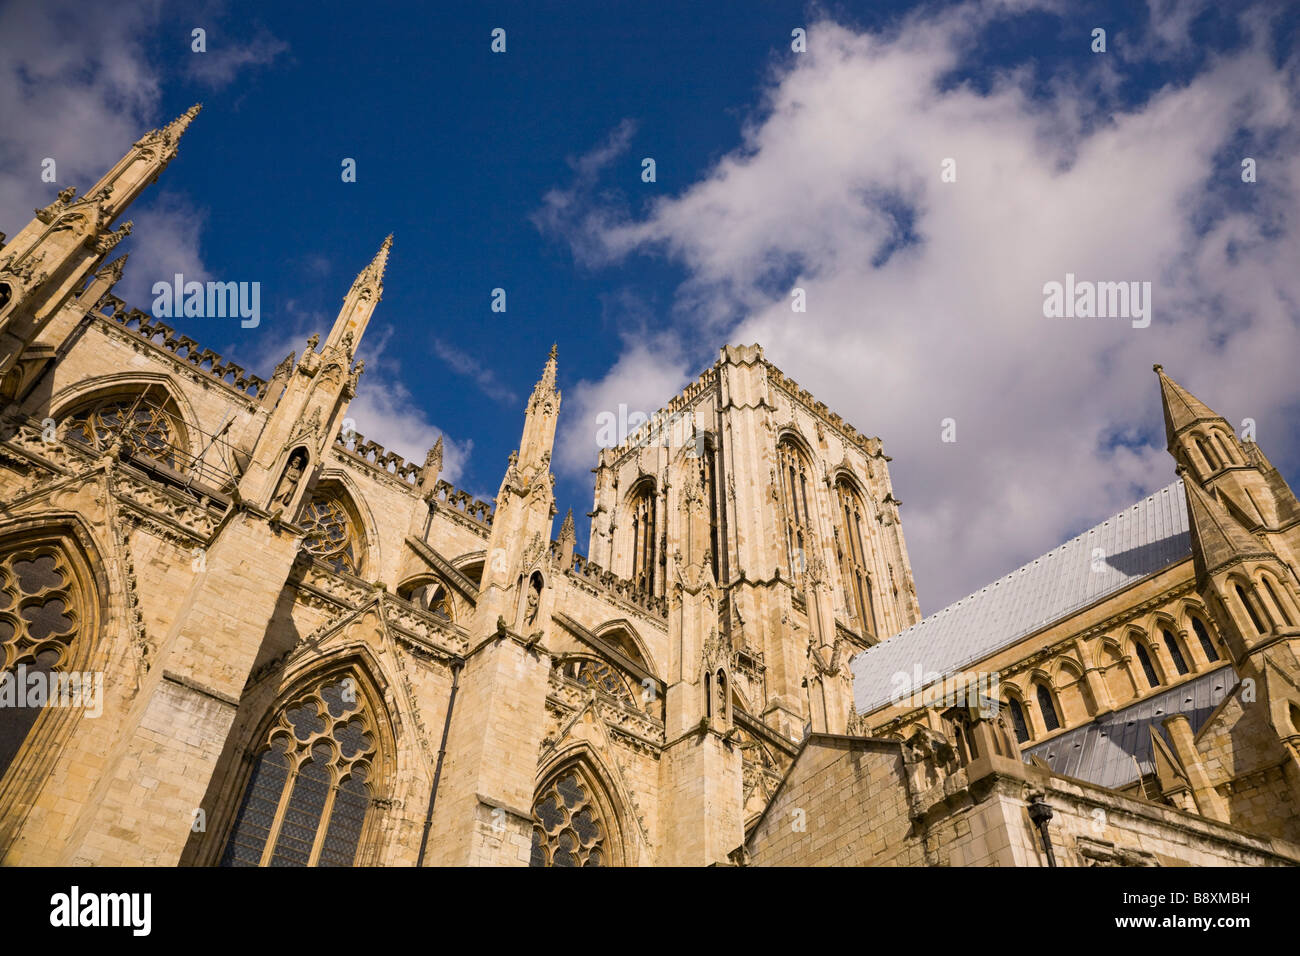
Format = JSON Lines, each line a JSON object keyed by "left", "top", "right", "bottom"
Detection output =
{"left": 432, "top": 338, "right": 519, "bottom": 405}
{"left": 184, "top": 26, "right": 288, "bottom": 89}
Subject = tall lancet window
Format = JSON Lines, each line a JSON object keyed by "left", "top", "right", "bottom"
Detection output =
{"left": 777, "top": 438, "right": 814, "bottom": 590}
{"left": 629, "top": 481, "right": 657, "bottom": 595}
{"left": 835, "top": 477, "right": 876, "bottom": 636}
{"left": 700, "top": 438, "right": 721, "bottom": 583}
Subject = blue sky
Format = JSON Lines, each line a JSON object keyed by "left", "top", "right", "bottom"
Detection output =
{"left": 3, "top": 0, "right": 1298, "bottom": 613}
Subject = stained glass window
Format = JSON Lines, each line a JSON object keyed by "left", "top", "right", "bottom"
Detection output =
{"left": 300, "top": 493, "right": 361, "bottom": 575}
{"left": 220, "top": 675, "right": 377, "bottom": 867}
{"left": 569, "top": 659, "right": 634, "bottom": 706}
{"left": 530, "top": 770, "right": 605, "bottom": 867}
{"left": 0, "top": 545, "right": 82, "bottom": 780}
{"left": 64, "top": 393, "right": 177, "bottom": 465}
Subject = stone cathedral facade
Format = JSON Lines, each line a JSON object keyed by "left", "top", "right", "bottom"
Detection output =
{"left": 1, "top": 109, "right": 1298, "bottom": 867}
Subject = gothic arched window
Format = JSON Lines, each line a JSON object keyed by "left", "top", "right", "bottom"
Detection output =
{"left": 700, "top": 437, "right": 721, "bottom": 583}
{"left": 1134, "top": 640, "right": 1161, "bottom": 688}
{"left": 1035, "top": 682, "right": 1061, "bottom": 733}
{"left": 1195, "top": 437, "right": 1219, "bottom": 473}
{"left": 1005, "top": 696, "right": 1031, "bottom": 743}
{"left": 220, "top": 675, "right": 378, "bottom": 868}
{"left": 0, "top": 539, "right": 87, "bottom": 781}
{"left": 530, "top": 769, "right": 607, "bottom": 867}
{"left": 299, "top": 488, "right": 363, "bottom": 576}
{"left": 561, "top": 658, "right": 636, "bottom": 707}
{"left": 1261, "top": 574, "right": 1295, "bottom": 627}
{"left": 628, "top": 481, "right": 657, "bottom": 595}
{"left": 1190, "top": 616, "right": 1219, "bottom": 662}
{"left": 1161, "top": 629, "right": 1190, "bottom": 676}
{"left": 777, "top": 438, "right": 815, "bottom": 588}
{"left": 835, "top": 477, "right": 875, "bottom": 636}
{"left": 1236, "top": 583, "right": 1267, "bottom": 635}
{"left": 63, "top": 387, "right": 180, "bottom": 465}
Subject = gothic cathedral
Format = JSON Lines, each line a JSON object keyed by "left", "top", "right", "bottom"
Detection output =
{"left": 1, "top": 110, "right": 1298, "bottom": 866}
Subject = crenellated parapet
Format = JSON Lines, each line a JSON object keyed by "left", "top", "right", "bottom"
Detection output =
{"left": 763, "top": 362, "right": 879, "bottom": 454}
{"left": 566, "top": 551, "right": 668, "bottom": 619}
{"left": 430, "top": 479, "right": 495, "bottom": 530}
{"left": 334, "top": 428, "right": 422, "bottom": 484}
{"left": 93, "top": 293, "right": 268, "bottom": 398}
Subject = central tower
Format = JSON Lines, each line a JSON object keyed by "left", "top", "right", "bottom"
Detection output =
{"left": 588, "top": 344, "right": 921, "bottom": 743}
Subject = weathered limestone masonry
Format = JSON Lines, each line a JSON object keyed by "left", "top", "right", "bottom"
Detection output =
{"left": 2, "top": 108, "right": 1298, "bottom": 867}
{"left": 746, "top": 711, "right": 1300, "bottom": 867}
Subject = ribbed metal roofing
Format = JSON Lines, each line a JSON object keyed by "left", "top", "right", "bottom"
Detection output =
{"left": 850, "top": 481, "right": 1191, "bottom": 715}
{"left": 1022, "top": 665, "right": 1234, "bottom": 789}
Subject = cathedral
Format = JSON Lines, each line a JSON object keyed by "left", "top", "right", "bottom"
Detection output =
{"left": 1, "top": 108, "right": 1298, "bottom": 867}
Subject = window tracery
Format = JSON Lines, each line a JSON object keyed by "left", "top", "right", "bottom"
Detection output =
{"left": 835, "top": 477, "right": 875, "bottom": 635}
{"left": 64, "top": 390, "right": 179, "bottom": 465}
{"left": 777, "top": 438, "right": 815, "bottom": 589}
{"left": 529, "top": 770, "right": 605, "bottom": 867}
{"left": 629, "top": 482, "right": 657, "bottom": 595}
{"left": 0, "top": 544, "right": 83, "bottom": 780}
{"left": 220, "top": 675, "right": 377, "bottom": 868}
{"left": 299, "top": 491, "right": 361, "bottom": 575}
{"left": 559, "top": 657, "right": 636, "bottom": 707}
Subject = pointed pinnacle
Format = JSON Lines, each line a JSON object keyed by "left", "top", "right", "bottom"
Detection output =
{"left": 534, "top": 343, "right": 559, "bottom": 394}
{"left": 560, "top": 507, "right": 575, "bottom": 538}
{"left": 162, "top": 104, "right": 202, "bottom": 140}
{"left": 1155, "top": 364, "right": 1226, "bottom": 446}
{"left": 1177, "top": 466, "right": 1270, "bottom": 577}
{"left": 356, "top": 234, "right": 392, "bottom": 285}
{"left": 96, "top": 252, "right": 129, "bottom": 281}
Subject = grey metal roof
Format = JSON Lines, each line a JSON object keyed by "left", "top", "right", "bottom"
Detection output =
{"left": 850, "top": 481, "right": 1191, "bottom": 715}
{"left": 1022, "top": 665, "right": 1235, "bottom": 789}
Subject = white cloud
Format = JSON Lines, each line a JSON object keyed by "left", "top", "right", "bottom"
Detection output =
{"left": 539, "top": 3, "right": 1300, "bottom": 614}
{"left": 556, "top": 333, "right": 693, "bottom": 476}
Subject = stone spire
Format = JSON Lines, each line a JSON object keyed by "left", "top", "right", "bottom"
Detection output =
{"left": 517, "top": 344, "right": 560, "bottom": 477}
{"left": 1179, "top": 467, "right": 1272, "bottom": 581}
{"left": 0, "top": 108, "right": 201, "bottom": 389}
{"left": 1154, "top": 364, "right": 1228, "bottom": 449}
{"left": 85, "top": 104, "right": 203, "bottom": 222}
{"left": 326, "top": 235, "right": 392, "bottom": 354}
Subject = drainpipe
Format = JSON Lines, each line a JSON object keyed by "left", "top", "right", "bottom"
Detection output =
{"left": 416, "top": 658, "right": 463, "bottom": 866}
{"left": 1027, "top": 792, "right": 1058, "bottom": 867}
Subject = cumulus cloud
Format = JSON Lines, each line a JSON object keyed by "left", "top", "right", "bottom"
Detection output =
{"left": 538, "top": 2, "right": 1300, "bottom": 613}
{"left": 0, "top": 1, "right": 163, "bottom": 236}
